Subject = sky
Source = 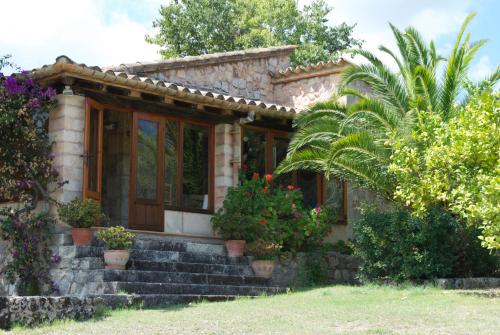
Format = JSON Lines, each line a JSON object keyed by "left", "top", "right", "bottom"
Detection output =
{"left": 0, "top": 0, "right": 498, "bottom": 81}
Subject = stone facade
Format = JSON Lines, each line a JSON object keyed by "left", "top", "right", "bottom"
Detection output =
{"left": 137, "top": 54, "right": 291, "bottom": 102}
{"left": 271, "top": 252, "right": 360, "bottom": 287}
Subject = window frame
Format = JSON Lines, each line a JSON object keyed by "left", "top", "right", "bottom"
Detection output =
{"left": 240, "top": 124, "right": 348, "bottom": 224}
{"left": 163, "top": 117, "right": 215, "bottom": 214}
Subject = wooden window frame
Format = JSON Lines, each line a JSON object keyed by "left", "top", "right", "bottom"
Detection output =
{"left": 84, "top": 99, "right": 215, "bottom": 215}
{"left": 240, "top": 124, "right": 348, "bottom": 223}
{"left": 163, "top": 118, "right": 215, "bottom": 214}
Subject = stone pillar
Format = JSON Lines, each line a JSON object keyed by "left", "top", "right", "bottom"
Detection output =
{"left": 48, "top": 94, "right": 85, "bottom": 219}
{"left": 214, "top": 124, "right": 235, "bottom": 210}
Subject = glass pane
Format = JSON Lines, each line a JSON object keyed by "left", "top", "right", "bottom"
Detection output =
{"left": 297, "top": 170, "right": 318, "bottom": 209}
{"left": 272, "top": 136, "right": 292, "bottom": 186}
{"left": 88, "top": 108, "right": 99, "bottom": 192}
{"left": 242, "top": 128, "right": 266, "bottom": 179}
{"left": 164, "top": 120, "right": 178, "bottom": 207}
{"left": 182, "top": 123, "right": 209, "bottom": 209}
{"left": 136, "top": 119, "right": 158, "bottom": 200}
{"left": 325, "top": 178, "right": 344, "bottom": 217}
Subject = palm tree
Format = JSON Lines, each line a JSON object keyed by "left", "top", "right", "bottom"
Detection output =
{"left": 276, "top": 13, "right": 498, "bottom": 197}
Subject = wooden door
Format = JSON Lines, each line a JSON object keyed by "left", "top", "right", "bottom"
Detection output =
{"left": 83, "top": 99, "right": 104, "bottom": 201}
{"left": 129, "top": 112, "right": 165, "bottom": 232}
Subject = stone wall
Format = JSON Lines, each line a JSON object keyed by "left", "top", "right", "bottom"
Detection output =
{"left": 0, "top": 296, "right": 101, "bottom": 329}
{"left": 147, "top": 54, "right": 290, "bottom": 102}
{"left": 48, "top": 94, "right": 85, "bottom": 222}
{"left": 273, "top": 74, "right": 345, "bottom": 110}
{"left": 271, "top": 252, "right": 360, "bottom": 287}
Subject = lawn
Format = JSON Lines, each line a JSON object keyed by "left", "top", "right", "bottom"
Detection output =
{"left": 6, "top": 285, "right": 499, "bottom": 335}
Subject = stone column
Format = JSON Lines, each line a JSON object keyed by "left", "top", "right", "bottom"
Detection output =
{"left": 48, "top": 95, "right": 85, "bottom": 222}
{"left": 214, "top": 124, "right": 235, "bottom": 210}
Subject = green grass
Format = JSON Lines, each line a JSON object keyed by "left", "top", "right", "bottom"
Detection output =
{"left": 5, "top": 285, "right": 499, "bottom": 335}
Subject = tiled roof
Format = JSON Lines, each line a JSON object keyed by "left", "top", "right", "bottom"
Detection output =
{"left": 31, "top": 56, "right": 297, "bottom": 118}
{"left": 106, "top": 45, "right": 297, "bottom": 74}
{"left": 271, "top": 58, "right": 351, "bottom": 83}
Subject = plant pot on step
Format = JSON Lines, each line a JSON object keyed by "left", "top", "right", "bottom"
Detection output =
{"left": 103, "top": 250, "right": 130, "bottom": 270}
{"left": 251, "top": 260, "right": 275, "bottom": 279}
{"left": 96, "top": 226, "right": 135, "bottom": 270}
{"left": 71, "top": 228, "right": 93, "bottom": 246}
{"left": 225, "top": 240, "right": 246, "bottom": 257}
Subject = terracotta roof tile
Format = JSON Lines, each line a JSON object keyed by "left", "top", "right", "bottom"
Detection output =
{"left": 31, "top": 56, "right": 297, "bottom": 118}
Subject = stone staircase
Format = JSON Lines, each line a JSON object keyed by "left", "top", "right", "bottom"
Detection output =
{"left": 50, "top": 233, "right": 286, "bottom": 307}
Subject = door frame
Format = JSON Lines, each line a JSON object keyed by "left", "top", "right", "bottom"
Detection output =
{"left": 83, "top": 98, "right": 104, "bottom": 201}
{"left": 129, "top": 111, "right": 165, "bottom": 232}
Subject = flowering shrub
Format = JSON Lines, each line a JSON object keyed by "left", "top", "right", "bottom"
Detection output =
{"left": 0, "top": 210, "right": 59, "bottom": 294}
{"left": 0, "top": 56, "right": 60, "bottom": 294}
{"left": 96, "top": 226, "right": 135, "bottom": 250}
{"left": 211, "top": 169, "right": 333, "bottom": 252}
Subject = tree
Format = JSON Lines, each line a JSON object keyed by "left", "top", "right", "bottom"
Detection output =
{"left": 276, "top": 14, "right": 500, "bottom": 248}
{"left": 390, "top": 87, "right": 499, "bottom": 250}
{"left": 146, "top": 0, "right": 362, "bottom": 66}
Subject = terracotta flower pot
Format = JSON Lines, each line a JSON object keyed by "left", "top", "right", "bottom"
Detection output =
{"left": 251, "top": 260, "right": 275, "bottom": 279}
{"left": 225, "top": 240, "right": 246, "bottom": 257}
{"left": 71, "top": 228, "right": 93, "bottom": 246}
{"left": 103, "top": 250, "right": 130, "bottom": 270}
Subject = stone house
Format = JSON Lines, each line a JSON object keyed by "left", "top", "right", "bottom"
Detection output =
{"left": 24, "top": 45, "right": 378, "bottom": 242}
{"left": 0, "top": 45, "right": 377, "bottom": 303}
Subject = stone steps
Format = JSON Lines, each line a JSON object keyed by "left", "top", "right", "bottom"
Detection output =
{"left": 103, "top": 269, "right": 269, "bottom": 286}
{"left": 129, "top": 259, "right": 253, "bottom": 276}
{"left": 103, "top": 281, "right": 285, "bottom": 296}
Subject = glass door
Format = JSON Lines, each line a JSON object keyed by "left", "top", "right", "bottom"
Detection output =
{"left": 129, "top": 112, "right": 165, "bottom": 231}
{"left": 83, "top": 99, "right": 103, "bottom": 201}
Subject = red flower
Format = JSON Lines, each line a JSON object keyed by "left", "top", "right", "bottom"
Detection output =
{"left": 244, "top": 191, "right": 252, "bottom": 197}
{"left": 241, "top": 164, "right": 248, "bottom": 169}
{"left": 265, "top": 174, "right": 273, "bottom": 182}
{"left": 259, "top": 218, "right": 267, "bottom": 225}
{"left": 287, "top": 185, "right": 295, "bottom": 190}
{"left": 261, "top": 188, "right": 268, "bottom": 193}
{"left": 252, "top": 172, "right": 260, "bottom": 180}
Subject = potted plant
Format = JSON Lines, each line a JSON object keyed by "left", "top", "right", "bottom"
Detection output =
{"left": 212, "top": 211, "right": 251, "bottom": 257}
{"left": 96, "top": 226, "right": 135, "bottom": 270}
{"left": 246, "top": 239, "right": 281, "bottom": 279}
{"left": 58, "top": 198, "right": 106, "bottom": 246}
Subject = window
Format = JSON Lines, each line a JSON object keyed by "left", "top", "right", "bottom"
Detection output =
{"left": 136, "top": 119, "right": 159, "bottom": 200}
{"left": 182, "top": 123, "right": 209, "bottom": 209}
{"left": 164, "top": 120, "right": 213, "bottom": 212}
{"left": 241, "top": 126, "right": 346, "bottom": 215}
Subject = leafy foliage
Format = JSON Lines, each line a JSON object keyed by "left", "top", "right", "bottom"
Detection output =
{"left": 146, "top": 0, "right": 362, "bottom": 66}
{"left": 211, "top": 170, "right": 333, "bottom": 252}
{"left": 277, "top": 14, "right": 500, "bottom": 249}
{"left": 245, "top": 239, "right": 281, "bottom": 260}
{"left": 352, "top": 206, "right": 498, "bottom": 282}
{"left": 58, "top": 198, "right": 107, "bottom": 228}
{"left": 0, "top": 58, "right": 60, "bottom": 294}
{"left": 96, "top": 226, "right": 135, "bottom": 250}
{"left": 390, "top": 87, "right": 500, "bottom": 250}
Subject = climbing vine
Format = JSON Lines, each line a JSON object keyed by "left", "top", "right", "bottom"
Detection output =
{"left": 0, "top": 55, "right": 61, "bottom": 294}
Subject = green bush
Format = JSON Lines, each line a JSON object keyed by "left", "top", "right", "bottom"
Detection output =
{"left": 96, "top": 226, "right": 135, "bottom": 250}
{"left": 211, "top": 170, "right": 333, "bottom": 252}
{"left": 352, "top": 206, "right": 498, "bottom": 282}
{"left": 58, "top": 198, "right": 107, "bottom": 228}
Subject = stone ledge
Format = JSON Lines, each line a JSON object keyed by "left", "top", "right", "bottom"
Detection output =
{"left": 433, "top": 277, "right": 500, "bottom": 290}
{"left": 0, "top": 296, "right": 102, "bottom": 330}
